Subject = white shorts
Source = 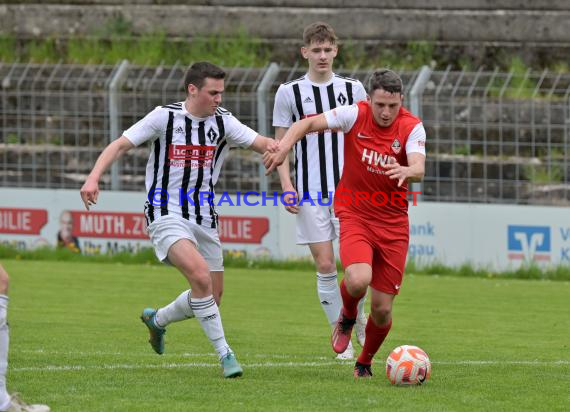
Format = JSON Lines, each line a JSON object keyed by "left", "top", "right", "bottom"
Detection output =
{"left": 146, "top": 214, "right": 223, "bottom": 271}
{"left": 296, "top": 200, "right": 340, "bottom": 245}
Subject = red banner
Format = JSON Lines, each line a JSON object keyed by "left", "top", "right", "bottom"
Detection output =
{"left": 218, "top": 216, "right": 269, "bottom": 244}
{"left": 71, "top": 211, "right": 149, "bottom": 239}
{"left": 0, "top": 208, "right": 48, "bottom": 234}
{"left": 69, "top": 212, "right": 268, "bottom": 243}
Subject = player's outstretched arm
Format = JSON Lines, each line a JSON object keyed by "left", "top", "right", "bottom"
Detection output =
{"left": 80, "top": 136, "right": 135, "bottom": 210}
{"left": 274, "top": 127, "right": 299, "bottom": 214}
{"left": 263, "top": 114, "right": 329, "bottom": 174}
{"left": 384, "top": 153, "right": 426, "bottom": 187}
{"left": 249, "top": 135, "right": 276, "bottom": 154}
{"left": 405, "top": 153, "right": 426, "bottom": 183}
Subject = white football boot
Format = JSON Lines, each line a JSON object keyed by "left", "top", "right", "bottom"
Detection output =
{"left": 3, "top": 394, "right": 50, "bottom": 412}
{"left": 356, "top": 312, "right": 367, "bottom": 347}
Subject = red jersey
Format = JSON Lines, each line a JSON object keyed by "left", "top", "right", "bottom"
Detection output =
{"left": 328, "top": 101, "right": 423, "bottom": 227}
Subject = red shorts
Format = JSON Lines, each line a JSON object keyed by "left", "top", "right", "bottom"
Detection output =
{"left": 339, "top": 217, "right": 409, "bottom": 295}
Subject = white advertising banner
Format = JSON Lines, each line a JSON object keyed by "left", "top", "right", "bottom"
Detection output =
{"left": 407, "top": 202, "right": 570, "bottom": 269}
{"left": 0, "top": 188, "right": 568, "bottom": 270}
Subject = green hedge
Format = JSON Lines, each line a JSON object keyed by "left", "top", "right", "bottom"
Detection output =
{"left": 1, "top": 245, "right": 568, "bottom": 281}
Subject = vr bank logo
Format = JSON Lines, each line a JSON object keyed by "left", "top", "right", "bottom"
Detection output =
{"left": 507, "top": 225, "right": 551, "bottom": 261}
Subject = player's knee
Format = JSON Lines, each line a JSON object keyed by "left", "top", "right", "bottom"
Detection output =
{"left": 191, "top": 272, "right": 212, "bottom": 293}
{"left": 178, "top": 259, "right": 209, "bottom": 283}
{"left": 344, "top": 264, "right": 372, "bottom": 294}
{"left": 315, "top": 258, "right": 336, "bottom": 274}
{"left": 180, "top": 261, "right": 211, "bottom": 293}
{"left": 345, "top": 276, "right": 368, "bottom": 296}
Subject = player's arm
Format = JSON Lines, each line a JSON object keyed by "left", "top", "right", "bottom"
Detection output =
{"left": 275, "top": 127, "right": 293, "bottom": 190}
{"left": 406, "top": 153, "right": 426, "bottom": 182}
{"left": 80, "top": 136, "right": 135, "bottom": 210}
{"left": 275, "top": 126, "right": 295, "bottom": 192}
{"left": 384, "top": 153, "right": 425, "bottom": 187}
{"left": 274, "top": 127, "right": 299, "bottom": 213}
{"left": 384, "top": 123, "right": 427, "bottom": 187}
{"left": 263, "top": 114, "right": 329, "bottom": 173}
{"left": 249, "top": 135, "right": 275, "bottom": 154}
{"left": 271, "top": 84, "right": 297, "bottom": 196}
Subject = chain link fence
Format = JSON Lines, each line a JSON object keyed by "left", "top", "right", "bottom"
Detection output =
{"left": 1, "top": 62, "right": 569, "bottom": 205}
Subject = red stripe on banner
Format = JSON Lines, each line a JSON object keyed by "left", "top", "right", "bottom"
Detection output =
{"left": 71, "top": 211, "right": 149, "bottom": 239}
{"left": 218, "top": 216, "right": 269, "bottom": 244}
{"left": 0, "top": 208, "right": 48, "bottom": 235}
{"left": 508, "top": 252, "right": 551, "bottom": 261}
{"left": 508, "top": 253, "right": 524, "bottom": 259}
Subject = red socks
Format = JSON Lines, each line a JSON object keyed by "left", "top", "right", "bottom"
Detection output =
{"left": 339, "top": 279, "right": 364, "bottom": 319}
{"left": 357, "top": 317, "right": 392, "bottom": 365}
{"left": 339, "top": 279, "right": 392, "bottom": 365}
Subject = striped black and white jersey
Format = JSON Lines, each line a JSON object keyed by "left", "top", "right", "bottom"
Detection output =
{"left": 123, "top": 101, "right": 257, "bottom": 228}
{"left": 272, "top": 73, "right": 367, "bottom": 199}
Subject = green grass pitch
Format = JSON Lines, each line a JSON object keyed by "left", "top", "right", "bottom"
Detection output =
{"left": 3, "top": 260, "right": 569, "bottom": 411}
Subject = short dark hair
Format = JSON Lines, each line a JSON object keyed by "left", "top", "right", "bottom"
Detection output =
{"left": 184, "top": 61, "right": 225, "bottom": 92}
{"left": 303, "top": 22, "right": 338, "bottom": 46}
{"left": 367, "top": 69, "right": 404, "bottom": 95}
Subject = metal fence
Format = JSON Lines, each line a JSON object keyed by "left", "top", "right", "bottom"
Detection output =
{"left": 1, "top": 61, "right": 569, "bottom": 205}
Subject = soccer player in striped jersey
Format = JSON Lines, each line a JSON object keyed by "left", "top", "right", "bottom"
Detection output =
{"left": 272, "top": 22, "right": 368, "bottom": 359}
{"left": 80, "top": 62, "right": 275, "bottom": 378}
{"left": 0, "top": 264, "right": 50, "bottom": 411}
{"left": 264, "top": 69, "right": 427, "bottom": 378}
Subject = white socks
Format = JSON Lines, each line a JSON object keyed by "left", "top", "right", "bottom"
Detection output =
{"left": 154, "top": 289, "right": 194, "bottom": 328}
{"left": 153, "top": 291, "right": 231, "bottom": 360}
{"left": 317, "top": 272, "right": 343, "bottom": 326}
{"left": 190, "top": 295, "right": 231, "bottom": 359}
{"left": 317, "top": 272, "right": 367, "bottom": 326}
{"left": 0, "top": 295, "right": 10, "bottom": 410}
{"left": 357, "top": 292, "right": 366, "bottom": 319}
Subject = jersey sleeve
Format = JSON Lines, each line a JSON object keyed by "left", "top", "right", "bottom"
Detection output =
{"left": 272, "top": 84, "right": 293, "bottom": 128}
{"left": 224, "top": 114, "right": 258, "bottom": 148}
{"left": 324, "top": 104, "right": 359, "bottom": 133}
{"left": 353, "top": 81, "right": 368, "bottom": 103}
{"left": 123, "top": 107, "right": 166, "bottom": 146}
{"left": 405, "top": 123, "right": 427, "bottom": 155}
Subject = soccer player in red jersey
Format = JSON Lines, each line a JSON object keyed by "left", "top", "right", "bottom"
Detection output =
{"left": 264, "top": 69, "right": 426, "bottom": 378}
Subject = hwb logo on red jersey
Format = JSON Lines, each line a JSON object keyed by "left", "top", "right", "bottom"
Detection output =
{"left": 361, "top": 148, "right": 396, "bottom": 167}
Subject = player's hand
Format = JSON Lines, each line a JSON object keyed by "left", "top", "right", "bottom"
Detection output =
{"left": 384, "top": 162, "right": 409, "bottom": 187}
{"left": 281, "top": 186, "right": 299, "bottom": 214}
{"left": 267, "top": 139, "right": 281, "bottom": 153}
{"left": 263, "top": 148, "right": 288, "bottom": 175}
{"left": 80, "top": 177, "right": 99, "bottom": 210}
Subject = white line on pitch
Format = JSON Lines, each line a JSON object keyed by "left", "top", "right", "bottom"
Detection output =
{"left": 435, "top": 360, "right": 570, "bottom": 365}
{"left": 11, "top": 361, "right": 344, "bottom": 372}
{"left": 16, "top": 350, "right": 570, "bottom": 365}
{"left": 10, "top": 359, "right": 570, "bottom": 373}
{"left": 17, "top": 350, "right": 331, "bottom": 360}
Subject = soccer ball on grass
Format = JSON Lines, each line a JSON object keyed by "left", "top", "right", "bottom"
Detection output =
{"left": 385, "top": 345, "right": 431, "bottom": 385}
